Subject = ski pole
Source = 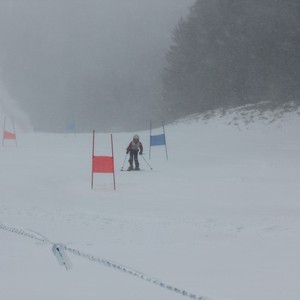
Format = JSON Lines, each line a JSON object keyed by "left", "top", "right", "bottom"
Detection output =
{"left": 140, "top": 154, "right": 153, "bottom": 170}
{"left": 121, "top": 153, "right": 128, "bottom": 171}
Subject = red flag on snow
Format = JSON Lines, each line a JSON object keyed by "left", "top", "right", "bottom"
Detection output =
{"left": 91, "top": 131, "right": 116, "bottom": 190}
{"left": 92, "top": 156, "right": 114, "bottom": 173}
{"left": 3, "top": 131, "right": 16, "bottom": 140}
{"left": 3, "top": 116, "right": 17, "bottom": 146}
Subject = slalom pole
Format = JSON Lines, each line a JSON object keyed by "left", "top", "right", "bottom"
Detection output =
{"left": 2, "top": 116, "right": 6, "bottom": 146}
{"left": 12, "top": 115, "right": 17, "bottom": 147}
{"left": 91, "top": 130, "right": 95, "bottom": 189}
{"left": 162, "top": 121, "right": 168, "bottom": 160}
{"left": 149, "top": 120, "right": 152, "bottom": 160}
{"left": 120, "top": 153, "right": 128, "bottom": 171}
{"left": 140, "top": 154, "right": 153, "bottom": 170}
{"left": 110, "top": 134, "right": 116, "bottom": 190}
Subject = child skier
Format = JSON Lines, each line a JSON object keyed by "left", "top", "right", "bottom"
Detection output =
{"left": 126, "top": 134, "right": 143, "bottom": 171}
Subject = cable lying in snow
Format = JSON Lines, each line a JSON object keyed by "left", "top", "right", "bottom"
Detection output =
{"left": 63, "top": 245, "right": 210, "bottom": 300}
{"left": 0, "top": 223, "right": 212, "bottom": 300}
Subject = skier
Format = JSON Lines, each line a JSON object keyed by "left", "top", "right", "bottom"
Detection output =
{"left": 126, "top": 134, "right": 143, "bottom": 171}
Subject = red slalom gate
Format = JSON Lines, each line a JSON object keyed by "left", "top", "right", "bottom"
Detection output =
{"left": 91, "top": 130, "right": 116, "bottom": 190}
{"left": 2, "top": 116, "right": 17, "bottom": 146}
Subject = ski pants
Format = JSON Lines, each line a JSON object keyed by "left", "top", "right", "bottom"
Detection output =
{"left": 128, "top": 150, "right": 139, "bottom": 168}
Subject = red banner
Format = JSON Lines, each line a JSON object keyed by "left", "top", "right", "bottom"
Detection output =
{"left": 92, "top": 156, "right": 114, "bottom": 173}
{"left": 3, "top": 131, "right": 16, "bottom": 140}
{"left": 91, "top": 131, "right": 116, "bottom": 190}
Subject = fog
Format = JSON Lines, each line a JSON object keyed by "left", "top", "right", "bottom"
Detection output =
{"left": 0, "top": 0, "right": 194, "bottom": 132}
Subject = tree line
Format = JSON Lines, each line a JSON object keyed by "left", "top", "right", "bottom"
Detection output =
{"left": 162, "top": 0, "right": 300, "bottom": 120}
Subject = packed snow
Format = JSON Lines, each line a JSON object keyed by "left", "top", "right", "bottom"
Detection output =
{"left": 1, "top": 110, "right": 300, "bottom": 300}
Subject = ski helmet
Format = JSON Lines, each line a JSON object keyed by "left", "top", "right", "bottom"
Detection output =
{"left": 133, "top": 134, "right": 139, "bottom": 141}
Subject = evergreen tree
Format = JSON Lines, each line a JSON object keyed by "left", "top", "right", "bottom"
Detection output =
{"left": 162, "top": 0, "right": 300, "bottom": 119}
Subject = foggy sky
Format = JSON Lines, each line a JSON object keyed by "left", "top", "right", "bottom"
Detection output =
{"left": 0, "top": 0, "right": 194, "bottom": 132}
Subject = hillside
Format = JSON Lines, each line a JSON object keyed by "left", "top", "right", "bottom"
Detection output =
{"left": 1, "top": 109, "right": 300, "bottom": 300}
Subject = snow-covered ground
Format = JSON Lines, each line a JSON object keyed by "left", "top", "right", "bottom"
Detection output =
{"left": 1, "top": 110, "right": 300, "bottom": 300}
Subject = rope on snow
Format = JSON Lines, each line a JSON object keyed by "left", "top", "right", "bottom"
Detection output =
{"left": 0, "top": 222, "right": 212, "bottom": 300}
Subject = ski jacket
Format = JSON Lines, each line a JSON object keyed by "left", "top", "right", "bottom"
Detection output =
{"left": 127, "top": 141, "right": 143, "bottom": 153}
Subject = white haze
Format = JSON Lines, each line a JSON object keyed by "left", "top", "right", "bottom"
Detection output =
{"left": 0, "top": 79, "right": 32, "bottom": 132}
{"left": 0, "top": 0, "right": 194, "bottom": 132}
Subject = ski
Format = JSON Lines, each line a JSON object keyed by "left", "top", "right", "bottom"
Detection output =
{"left": 120, "top": 168, "right": 143, "bottom": 172}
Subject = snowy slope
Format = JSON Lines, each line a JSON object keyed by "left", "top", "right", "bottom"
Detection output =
{"left": 1, "top": 110, "right": 300, "bottom": 300}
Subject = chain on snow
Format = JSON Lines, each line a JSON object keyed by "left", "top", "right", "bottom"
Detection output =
{"left": 0, "top": 223, "right": 211, "bottom": 300}
{"left": 0, "top": 223, "right": 48, "bottom": 243}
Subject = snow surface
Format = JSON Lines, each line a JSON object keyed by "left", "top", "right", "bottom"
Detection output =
{"left": 1, "top": 110, "right": 300, "bottom": 300}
